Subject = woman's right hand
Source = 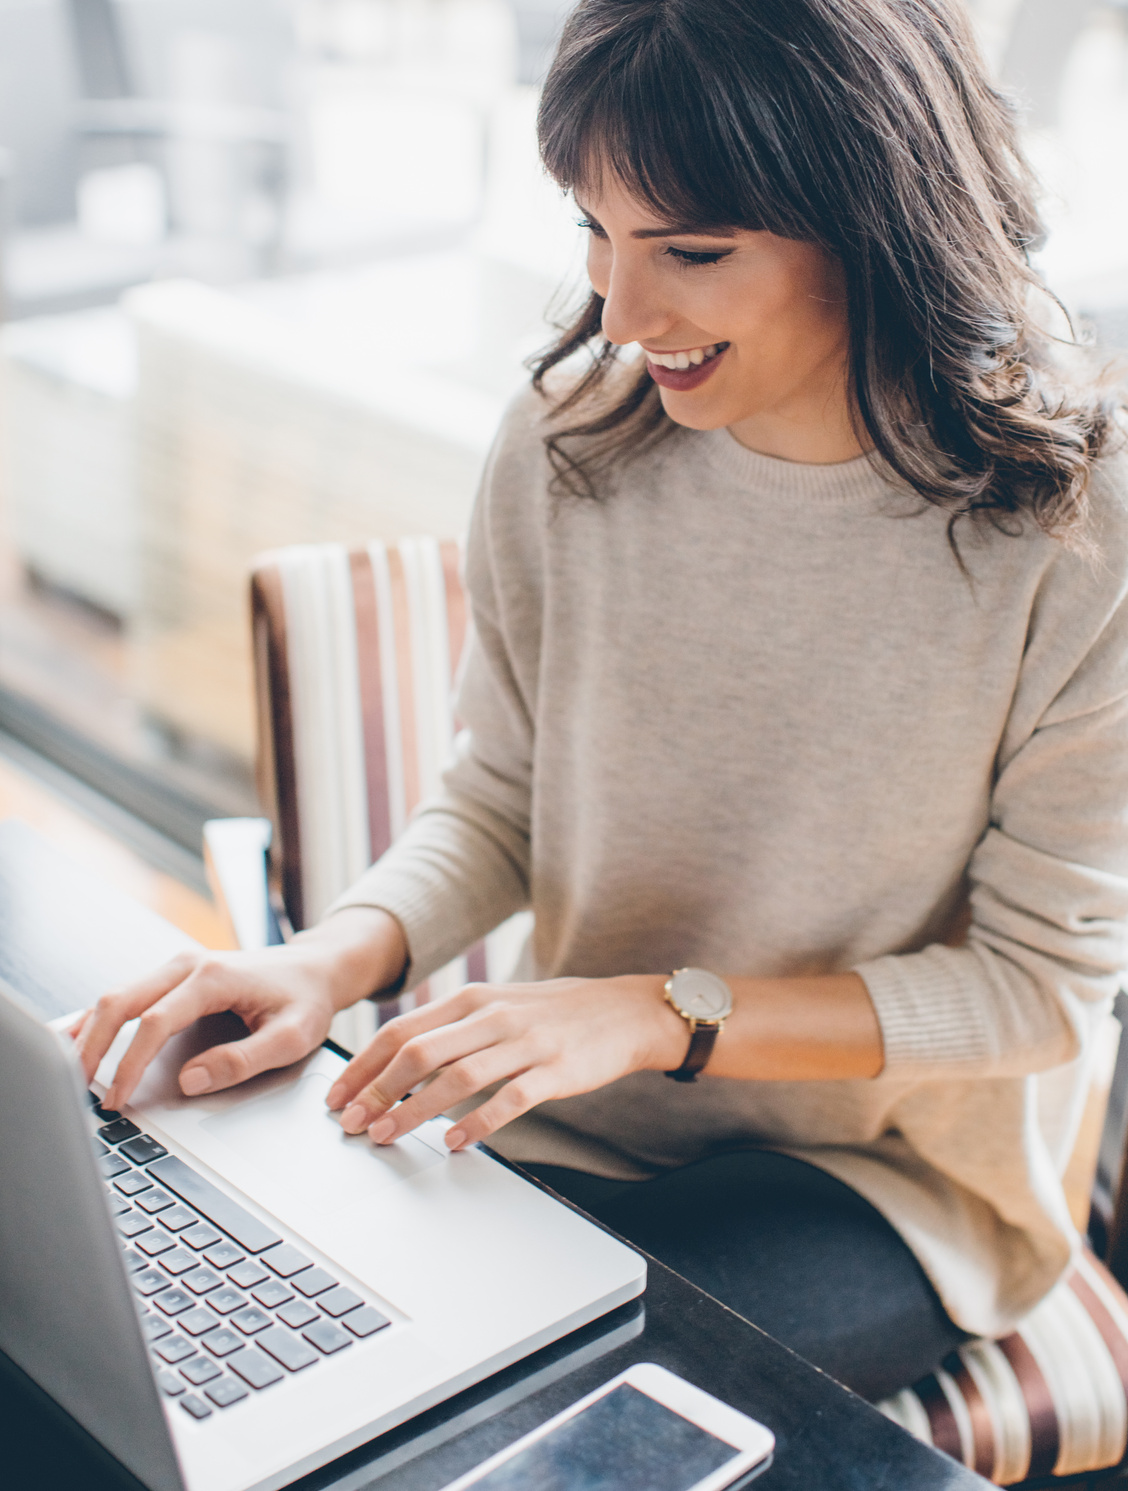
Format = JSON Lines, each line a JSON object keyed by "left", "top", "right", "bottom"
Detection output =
{"left": 73, "top": 907, "right": 408, "bottom": 1111}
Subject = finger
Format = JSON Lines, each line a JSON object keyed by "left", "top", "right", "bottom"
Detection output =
{"left": 178, "top": 1017, "right": 316, "bottom": 1097}
{"left": 102, "top": 965, "right": 238, "bottom": 1107}
{"left": 444, "top": 1068, "right": 558, "bottom": 1149}
{"left": 326, "top": 985, "right": 493, "bottom": 1111}
{"left": 355, "top": 1039, "right": 533, "bottom": 1144}
{"left": 337, "top": 1008, "right": 514, "bottom": 1133}
{"left": 76, "top": 951, "right": 200, "bottom": 1086}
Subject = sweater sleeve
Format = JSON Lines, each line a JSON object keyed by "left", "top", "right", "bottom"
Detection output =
{"left": 325, "top": 392, "right": 543, "bottom": 985}
{"left": 857, "top": 482, "right": 1128, "bottom": 1081}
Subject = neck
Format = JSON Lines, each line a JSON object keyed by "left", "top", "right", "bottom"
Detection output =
{"left": 726, "top": 352, "right": 871, "bottom": 465}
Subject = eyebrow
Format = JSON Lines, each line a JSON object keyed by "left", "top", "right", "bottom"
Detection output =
{"left": 577, "top": 204, "right": 738, "bottom": 240}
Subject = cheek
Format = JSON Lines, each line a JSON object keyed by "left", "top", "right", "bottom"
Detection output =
{"left": 586, "top": 241, "right": 611, "bottom": 297}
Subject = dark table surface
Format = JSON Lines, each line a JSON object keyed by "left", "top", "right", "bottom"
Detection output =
{"left": 0, "top": 819, "right": 986, "bottom": 1491}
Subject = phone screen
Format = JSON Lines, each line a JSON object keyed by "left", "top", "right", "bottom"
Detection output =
{"left": 463, "top": 1384, "right": 739, "bottom": 1491}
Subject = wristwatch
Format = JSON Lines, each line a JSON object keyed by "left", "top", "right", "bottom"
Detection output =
{"left": 663, "top": 968, "right": 733, "bottom": 1083}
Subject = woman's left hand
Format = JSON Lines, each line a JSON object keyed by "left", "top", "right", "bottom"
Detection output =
{"left": 324, "top": 976, "right": 687, "bottom": 1151}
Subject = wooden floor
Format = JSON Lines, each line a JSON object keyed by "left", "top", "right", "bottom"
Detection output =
{"left": 0, "top": 751, "right": 234, "bottom": 950}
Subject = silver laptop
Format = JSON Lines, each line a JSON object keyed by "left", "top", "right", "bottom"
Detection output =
{"left": 0, "top": 979, "right": 646, "bottom": 1491}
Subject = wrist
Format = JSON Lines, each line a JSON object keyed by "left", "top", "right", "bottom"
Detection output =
{"left": 294, "top": 907, "right": 409, "bottom": 1013}
{"left": 635, "top": 975, "right": 696, "bottom": 1071}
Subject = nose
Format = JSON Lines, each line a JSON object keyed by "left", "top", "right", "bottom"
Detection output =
{"left": 598, "top": 255, "right": 673, "bottom": 349}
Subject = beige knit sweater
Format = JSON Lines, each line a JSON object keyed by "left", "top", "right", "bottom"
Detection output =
{"left": 333, "top": 386, "right": 1128, "bottom": 1339}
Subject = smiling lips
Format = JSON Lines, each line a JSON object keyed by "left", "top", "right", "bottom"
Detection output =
{"left": 645, "top": 341, "right": 730, "bottom": 391}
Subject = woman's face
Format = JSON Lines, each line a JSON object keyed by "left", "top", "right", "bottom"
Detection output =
{"left": 579, "top": 172, "right": 859, "bottom": 461}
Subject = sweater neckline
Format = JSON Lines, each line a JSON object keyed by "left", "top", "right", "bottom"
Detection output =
{"left": 697, "top": 426, "right": 894, "bottom": 504}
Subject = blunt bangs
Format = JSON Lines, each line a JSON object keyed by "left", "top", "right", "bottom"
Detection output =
{"left": 538, "top": 4, "right": 820, "bottom": 243}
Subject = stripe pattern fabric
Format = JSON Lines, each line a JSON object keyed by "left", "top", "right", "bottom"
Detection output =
{"left": 251, "top": 539, "right": 512, "bottom": 1053}
{"left": 877, "top": 1249, "right": 1128, "bottom": 1482}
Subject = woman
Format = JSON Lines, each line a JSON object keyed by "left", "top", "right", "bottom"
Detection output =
{"left": 77, "top": 0, "right": 1128, "bottom": 1401}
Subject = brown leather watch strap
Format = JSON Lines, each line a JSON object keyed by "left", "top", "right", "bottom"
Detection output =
{"left": 665, "top": 1022, "right": 720, "bottom": 1083}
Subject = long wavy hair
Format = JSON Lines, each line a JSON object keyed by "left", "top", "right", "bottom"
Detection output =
{"left": 532, "top": 0, "right": 1121, "bottom": 540}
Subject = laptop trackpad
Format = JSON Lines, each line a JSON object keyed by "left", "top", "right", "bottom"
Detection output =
{"left": 201, "top": 1072, "right": 446, "bottom": 1206}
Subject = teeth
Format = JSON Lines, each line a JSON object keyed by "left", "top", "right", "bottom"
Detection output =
{"left": 649, "top": 343, "right": 720, "bottom": 369}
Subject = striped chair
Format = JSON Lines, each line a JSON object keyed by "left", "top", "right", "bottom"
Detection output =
{"left": 206, "top": 537, "right": 1128, "bottom": 1486}
{"left": 206, "top": 537, "right": 529, "bottom": 1055}
{"left": 877, "top": 1249, "right": 1128, "bottom": 1485}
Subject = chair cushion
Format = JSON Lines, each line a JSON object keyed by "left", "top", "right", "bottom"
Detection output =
{"left": 876, "top": 1249, "right": 1128, "bottom": 1482}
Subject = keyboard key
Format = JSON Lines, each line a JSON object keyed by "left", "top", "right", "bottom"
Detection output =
{"left": 99, "top": 1118, "right": 142, "bottom": 1145}
{"left": 132, "top": 1269, "right": 171, "bottom": 1297}
{"left": 120, "top": 1136, "right": 167, "bottom": 1165}
{"left": 159, "top": 1249, "right": 200, "bottom": 1277}
{"left": 275, "top": 1300, "right": 319, "bottom": 1330}
{"left": 136, "top": 1189, "right": 175, "bottom": 1214}
{"left": 157, "top": 1370, "right": 185, "bottom": 1396}
{"left": 106, "top": 1192, "right": 131, "bottom": 1216}
{"left": 293, "top": 1268, "right": 336, "bottom": 1298}
{"left": 181, "top": 1356, "right": 221, "bottom": 1387}
{"left": 231, "top": 1306, "right": 271, "bottom": 1336}
{"left": 318, "top": 1287, "right": 363, "bottom": 1318}
{"left": 93, "top": 1138, "right": 109, "bottom": 1156}
{"left": 136, "top": 1230, "right": 175, "bottom": 1257}
{"left": 228, "top": 1262, "right": 269, "bottom": 1290}
{"left": 179, "top": 1308, "right": 221, "bottom": 1337}
{"left": 257, "top": 1327, "right": 318, "bottom": 1372}
{"left": 159, "top": 1206, "right": 196, "bottom": 1232}
{"left": 228, "top": 1349, "right": 284, "bottom": 1390}
{"left": 250, "top": 1280, "right": 292, "bottom": 1310}
{"left": 342, "top": 1307, "right": 391, "bottom": 1339}
{"left": 122, "top": 1249, "right": 148, "bottom": 1273}
{"left": 302, "top": 1320, "right": 351, "bottom": 1355}
{"left": 141, "top": 1315, "right": 172, "bottom": 1342}
{"left": 262, "top": 1245, "right": 313, "bottom": 1279}
{"left": 182, "top": 1223, "right": 222, "bottom": 1251}
{"left": 207, "top": 1287, "right": 245, "bottom": 1315}
{"left": 100, "top": 1153, "right": 130, "bottom": 1179}
{"left": 154, "top": 1288, "right": 195, "bottom": 1316}
{"left": 155, "top": 1335, "right": 195, "bottom": 1365}
{"left": 115, "top": 1212, "right": 154, "bottom": 1239}
{"left": 114, "top": 1172, "right": 153, "bottom": 1197}
{"left": 204, "top": 1242, "right": 244, "bottom": 1270}
{"left": 180, "top": 1394, "right": 212, "bottom": 1421}
{"left": 93, "top": 1103, "right": 122, "bottom": 1123}
{"left": 184, "top": 1269, "right": 222, "bottom": 1296}
{"left": 147, "top": 1157, "right": 282, "bottom": 1255}
{"left": 203, "top": 1328, "right": 244, "bottom": 1358}
{"left": 205, "top": 1376, "right": 248, "bottom": 1408}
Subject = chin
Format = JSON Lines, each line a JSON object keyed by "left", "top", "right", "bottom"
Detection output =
{"left": 657, "top": 388, "right": 738, "bottom": 432}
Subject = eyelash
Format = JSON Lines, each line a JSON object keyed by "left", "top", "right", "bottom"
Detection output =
{"left": 576, "top": 220, "right": 731, "bottom": 269}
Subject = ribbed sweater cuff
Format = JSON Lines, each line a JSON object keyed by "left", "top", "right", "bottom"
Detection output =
{"left": 326, "top": 865, "right": 484, "bottom": 992}
{"left": 855, "top": 946, "right": 992, "bottom": 1077}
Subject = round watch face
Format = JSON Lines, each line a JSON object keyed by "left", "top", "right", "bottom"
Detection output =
{"left": 670, "top": 969, "right": 732, "bottom": 1021}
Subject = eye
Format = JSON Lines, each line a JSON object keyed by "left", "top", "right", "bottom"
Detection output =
{"left": 577, "top": 218, "right": 608, "bottom": 239}
{"left": 664, "top": 246, "right": 730, "bottom": 267}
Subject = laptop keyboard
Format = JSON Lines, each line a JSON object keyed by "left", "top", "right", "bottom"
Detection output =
{"left": 89, "top": 1094, "right": 391, "bottom": 1423}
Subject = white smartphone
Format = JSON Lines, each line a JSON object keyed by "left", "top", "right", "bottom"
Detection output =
{"left": 438, "top": 1362, "right": 775, "bottom": 1491}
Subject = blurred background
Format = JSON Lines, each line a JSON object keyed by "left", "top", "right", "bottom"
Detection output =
{"left": 0, "top": 0, "right": 1124, "bottom": 889}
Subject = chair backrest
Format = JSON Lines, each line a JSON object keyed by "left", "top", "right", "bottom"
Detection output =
{"left": 251, "top": 538, "right": 515, "bottom": 1044}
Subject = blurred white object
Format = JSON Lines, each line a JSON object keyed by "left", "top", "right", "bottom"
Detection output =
{"left": 124, "top": 251, "right": 557, "bottom": 758}
{"left": 77, "top": 164, "right": 168, "bottom": 248}
{"left": 0, "top": 308, "right": 139, "bottom": 618}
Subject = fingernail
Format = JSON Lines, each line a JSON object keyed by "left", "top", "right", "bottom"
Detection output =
{"left": 340, "top": 1103, "right": 368, "bottom": 1133}
{"left": 445, "top": 1128, "right": 466, "bottom": 1150}
{"left": 368, "top": 1116, "right": 395, "bottom": 1144}
{"left": 181, "top": 1069, "right": 211, "bottom": 1096}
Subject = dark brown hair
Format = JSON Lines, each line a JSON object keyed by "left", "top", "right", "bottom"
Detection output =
{"left": 533, "top": 0, "right": 1121, "bottom": 538}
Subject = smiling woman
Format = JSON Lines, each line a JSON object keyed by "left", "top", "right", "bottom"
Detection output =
{"left": 73, "top": 0, "right": 1128, "bottom": 1412}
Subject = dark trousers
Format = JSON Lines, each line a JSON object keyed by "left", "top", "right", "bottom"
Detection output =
{"left": 524, "top": 1150, "right": 968, "bottom": 1402}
